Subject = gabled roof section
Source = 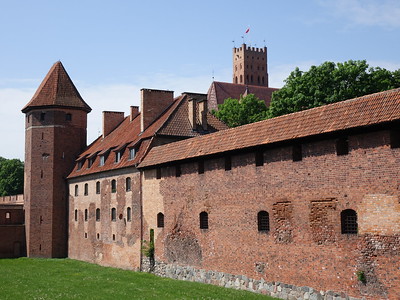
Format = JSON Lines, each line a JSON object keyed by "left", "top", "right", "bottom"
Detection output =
{"left": 207, "top": 81, "right": 278, "bottom": 111}
{"left": 139, "top": 88, "right": 400, "bottom": 168}
{"left": 22, "top": 61, "right": 91, "bottom": 113}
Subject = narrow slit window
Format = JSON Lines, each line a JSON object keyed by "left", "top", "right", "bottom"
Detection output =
{"left": 84, "top": 183, "right": 88, "bottom": 196}
{"left": 96, "top": 181, "right": 100, "bottom": 194}
{"left": 84, "top": 209, "right": 88, "bottom": 221}
{"left": 96, "top": 208, "right": 100, "bottom": 221}
{"left": 74, "top": 185, "right": 78, "bottom": 196}
{"left": 74, "top": 209, "right": 78, "bottom": 221}
{"left": 127, "top": 207, "right": 131, "bottom": 222}
{"left": 111, "top": 208, "right": 116, "bottom": 222}
{"left": 200, "top": 211, "right": 209, "bottom": 229}
{"left": 157, "top": 212, "right": 164, "bottom": 228}
{"left": 111, "top": 180, "right": 116, "bottom": 193}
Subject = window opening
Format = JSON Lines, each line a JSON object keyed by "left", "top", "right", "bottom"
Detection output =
{"left": 126, "top": 177, "right": 131, "bottom": 191}
{"left": 157, "top": 212, "right": 164, "bottom": 228}
{"left": 255, "top": 150, "right": 264, "bottom": 166}
{"left": 129, "top": 148, "right": 136, "bottom": 160}
{"left": 84, "top": 209, "right": 88, "bottom": 221}
{"left": 390, "top": 129, "right": 400, "bottom": 148}
{"left": 5, "top": 212, "right": 10, "bottom": 219}
{"left": 96, "top": 208, "right": 100, "bottom": 221}
{"left": 257, "top": 211, "right": 270, "bottom": 232}
{"left": 111, "top": 179, "right": 116, "bottom": 193}
{"left": 341, "top": 209, "right": 358, "bottom": 234}
{"left": 96, "top": 181, "right": 100, "bottom": 194}
{"left": 84, "top": 183, "right": 88, "bottom": 196}
{"left": 200, "top": 211, "right": 209, "bottom": 229}
{"left": 99, "top": 155, "right": 105, "bottom": 166}
{"left": 74, "top": 185, "right": 78, "bottom": 196}
{"left": 74, "top": 209, "right": 77, "bottom": 221}
{"left": 111, "top": 208, "right": 116, "bottom": 222}
{"left": 127, "top": 207, "right": 131, "bottom": 222}
{"left": 175, "top": 165, "right": 181, "bottom": 177}
{"left": 65, "top": 113, "right": 72, "bottom": 121}
{"left": 40, "top": 113, "right": 45, "bottom": 121}
{"left": 156, "top": 168, "right": 161, "bottom": 179}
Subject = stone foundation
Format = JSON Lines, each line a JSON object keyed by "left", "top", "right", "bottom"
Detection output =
{"left": 141, "top": 258, "right": 364, "bottom": 300}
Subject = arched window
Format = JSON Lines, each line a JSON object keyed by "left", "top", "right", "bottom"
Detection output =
{"left": 84, "top": 209, "right": 88, "bottom": 221}
{"left": 74, "top": 185, "right": 78, "bottom": 196}
{"left": 127, "top": 207, "right": 131, "bottom": 222}
{"left": 84, "top": 183, "right": 88, "bottom": 196}
{"left": 341, "top": 209, "right": 358, "bottom": 234}
{"left": 157, "top": 212, "right": 164, "bottom": 228}
{"left": 96, "top": 208, "right": 100, "bottom": 221}
{"left": 126, "top": 177, "right": 131, "bottom": 192}
{"left": 257, "top": 211, "right": 270, "bottom": 232}
{"left": 199, "top": 211, "right": 208, "bottom": 229}
{"left": 111, "top": 208, "right": 116, "bottom": 222}
{"left": 5, "top": 212, "right": 10, "bottom": 219}
{"left": 111, "top": 180, "right": 116, "bottom": 193}
{"left": 240, "top": 75, "right": 243, "bottom": 83}
{"left": 235, "top": 76, "right": 238, "bottom": 84}
{"left": 96, "top": 181, "right": 100, "bottom": 194}
{"left": 74, "top": 209, "right": 77, "bottom": 221}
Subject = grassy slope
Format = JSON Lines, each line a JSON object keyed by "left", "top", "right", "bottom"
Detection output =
{"left": 0, "top": 258, "right": 278, "bottom": 299}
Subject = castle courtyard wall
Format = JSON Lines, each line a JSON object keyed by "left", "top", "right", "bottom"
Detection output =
{"left": 141, "top": 128, "right": 400, "bottom": 299}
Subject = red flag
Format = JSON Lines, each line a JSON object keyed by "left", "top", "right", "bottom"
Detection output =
{"left": 245, "top": 27, "right": 250, "bottom": 34}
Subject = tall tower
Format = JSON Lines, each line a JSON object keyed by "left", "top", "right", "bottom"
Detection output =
{"left": 233, "top": 43, "right": 268, "bottom": 87}
{"left": 22, "top": 62, "right": 91, "bottom": 258}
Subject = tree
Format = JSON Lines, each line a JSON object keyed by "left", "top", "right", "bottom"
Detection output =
{"left": 0, "top": 157, "right": 24, "bottom": 196}
{"left": 267, "top": 60, "right": 400, "bottom": 118}
{"left": 212, "top": 94, "right": 268, "bottom": 127}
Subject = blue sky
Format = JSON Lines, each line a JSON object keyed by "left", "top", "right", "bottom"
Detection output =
{"left": 1, "top": 0, "right": 400, "bottom": 160}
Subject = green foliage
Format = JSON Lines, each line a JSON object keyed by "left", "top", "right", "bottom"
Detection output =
{"left": 356, "top": 270, "right": 367, "bottom": 284}
{"left": 141, "top": 228, "right": 155, "bottom": 258}
{"left": 0, "top": 156, "right": 24, "bottom": 196}
{"left": 212, "top": 94, "right": 268, "bottom": 127}
{"left": 0, "top": 258, "right": 276, "bottom": 299}
{"left": 268, "top": 60, "right": 400, "bottom": 118}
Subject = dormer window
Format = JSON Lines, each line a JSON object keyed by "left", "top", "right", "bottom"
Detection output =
{"left": 115, "top": 151, "right": 122, "bottom": 163}
{"left": 88, "top": 157, "right": 95, "bottom": 168}
{"left": 99, "top": 156, "right": 105, "bottom": 166}
{"left": 129, "top": 148, "right": 136, "bottom": 160}
{"left": 77, "top": 160, "right": 84, "bottom": 170}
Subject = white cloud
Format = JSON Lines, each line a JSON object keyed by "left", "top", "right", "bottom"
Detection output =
{"left": 319, "top": 0, "right": 400, "bottom": 28}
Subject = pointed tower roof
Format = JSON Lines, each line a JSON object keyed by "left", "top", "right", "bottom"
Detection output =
{"left": 22, "top": 61, "right": 91, "bottom": 113}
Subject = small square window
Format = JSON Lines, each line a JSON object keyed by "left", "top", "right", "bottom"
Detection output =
{"left": 336, "top": 137, "right": 349, "bottom": 156}
{"left": 65, "top": 113, "right": 72, "bottom": 121}
{"left": 40, "top": 113, "right": 46, "bottom": 121}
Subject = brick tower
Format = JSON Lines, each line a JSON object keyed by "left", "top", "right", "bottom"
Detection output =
{"left": 22, "top": 62, "right": 91, "bottom": 258}
{"left": 233, "top": 43, "right": 268, "bottom": 87}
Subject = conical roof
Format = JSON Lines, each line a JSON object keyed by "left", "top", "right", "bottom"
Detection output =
{"left": 22, "top": 61, "right": 91, "bottom": 113}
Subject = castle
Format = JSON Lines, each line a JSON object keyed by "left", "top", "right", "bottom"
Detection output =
{"left": 2, "top": 44, "right": 400, "bottom": 299}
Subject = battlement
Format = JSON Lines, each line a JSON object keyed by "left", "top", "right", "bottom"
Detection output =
{"left": 0, "top": 194, "right": 24, "bottom": 204}
{"left": 233, "top": 43, "right": 266, "bottom": 54}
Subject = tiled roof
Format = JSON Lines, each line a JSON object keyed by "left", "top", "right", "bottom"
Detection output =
{"left": 68, "top": 93, "right": 227, "bottom": 179}
{"left": 208, "top": 81, "right": 278, "bottom": 109}
{"left": 22, "top": 61, "right": 91, "bottom": 113}
{"left": 138, "top": 88, "right": 400, "bottom": 168}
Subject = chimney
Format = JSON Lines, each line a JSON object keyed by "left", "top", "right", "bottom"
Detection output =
{"left": 188, "top": 97, "right": 196, "bottom": 130}
{"left": 130, "top": 106, "right": 139, "bottom": 121}
{"left": 198, "top": 99, "right": 208, "bottom": 130}
{"left": 103, "top": 111, "right": 124, "bottom": 138}
{"left": 141, "top": 89, "right": 174, "bottom": 132}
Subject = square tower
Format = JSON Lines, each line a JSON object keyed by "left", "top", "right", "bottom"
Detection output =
{"left": 233, "top": 44, "right": 268, "bottom": 87}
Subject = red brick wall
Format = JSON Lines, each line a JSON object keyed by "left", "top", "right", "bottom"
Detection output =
{"left": 142, "top": 129, "right": 400, "bottom": 299}
{"left": 140, "top": 89, "right": 174, "bottom": 131}
{"left": 68, "top": 169, "right": 142, "bottom": 270}
{"left": 24, "top": 108, "right": 87, "bottom": 258}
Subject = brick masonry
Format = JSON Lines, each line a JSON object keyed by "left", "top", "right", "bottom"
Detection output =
{"left": 140, "top": 129, "right": 400, "bottom": 299}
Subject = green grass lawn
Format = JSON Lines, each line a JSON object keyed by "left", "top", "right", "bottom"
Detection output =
{"left": 0, "top": 258, "right": 278, "bottom": 299}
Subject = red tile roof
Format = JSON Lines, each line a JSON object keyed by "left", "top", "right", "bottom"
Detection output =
{"left": 22, "top": 61, "right": 91, "bottom": 113}
{"left": 68, "top": 93, "right": 227, "bottom": 178}
{"left": 139, "top": 88, "right": 400, "bottom": 168}
{"left": 207, "top": 81, "right": 278, "bottom": 111}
